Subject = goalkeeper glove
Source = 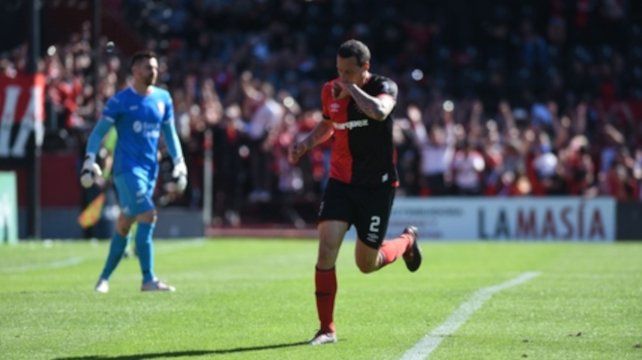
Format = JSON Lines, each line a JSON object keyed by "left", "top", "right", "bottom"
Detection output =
{"left": 172, "top": 157, "right": 188, "bottom": 193}
{"left": 80, "top": 154, "right": 103, "bottom": 188}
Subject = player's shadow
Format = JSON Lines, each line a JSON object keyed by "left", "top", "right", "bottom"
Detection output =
{"left": 54, "top": 340, "right": 310, "bottom": 359}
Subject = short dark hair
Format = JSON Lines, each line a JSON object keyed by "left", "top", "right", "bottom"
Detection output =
{"left": 337, "top": 39, "right": 370, "bottom": 66}
{"left": 130, "top": 50, "right": 157, "bottom": 71}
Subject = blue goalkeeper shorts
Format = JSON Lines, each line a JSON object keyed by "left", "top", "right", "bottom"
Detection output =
{"left": 113, "top": 167, "right": 157, "bottom": 217}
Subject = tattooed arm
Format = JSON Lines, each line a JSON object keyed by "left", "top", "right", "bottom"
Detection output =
{"left": 337, "top": 80, "right": 396, "bottom": 121}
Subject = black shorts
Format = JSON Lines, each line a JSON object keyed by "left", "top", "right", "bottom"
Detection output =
{"left": 318, "top": 178, "right": 395, "bottom": 249}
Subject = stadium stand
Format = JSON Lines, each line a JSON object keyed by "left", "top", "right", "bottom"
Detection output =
{"left": 1, "top": 0, "right": 642, "bottom": 231}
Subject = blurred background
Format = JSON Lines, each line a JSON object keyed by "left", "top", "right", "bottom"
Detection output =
{"left": 0, "top": 0, "right": 641, "bottom": 240}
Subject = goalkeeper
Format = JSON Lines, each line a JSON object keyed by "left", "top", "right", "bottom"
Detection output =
{"left": 81, "top": 51, "right": 187, "bottom": 293}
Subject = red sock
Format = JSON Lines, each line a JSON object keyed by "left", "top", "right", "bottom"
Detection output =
{"left": 379, "top": 233, "right": 412, "bottom": 266}
{"left": 315, "top": 267, "right": 337, "bottom": 333}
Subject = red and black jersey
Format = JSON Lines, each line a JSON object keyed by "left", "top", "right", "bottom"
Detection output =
{"left": 321, "top": 73, "right": 399, "bottom": 187}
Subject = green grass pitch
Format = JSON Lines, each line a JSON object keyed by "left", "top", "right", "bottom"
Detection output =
{"left": 1, "top": 239, "right": 641, "bottom": 359}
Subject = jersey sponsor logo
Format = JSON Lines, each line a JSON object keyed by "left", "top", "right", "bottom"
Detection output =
{"left": 366, "top": 233, "right": 379, "bottom": 242}
{"left": 329, "top": 102, "right": 341, "bottom": 113}
{"left": 147, "top": 130, "right": 160, "bottom": 138}
{"left": 133, "top": 120, "right": 161, "bottom": 138}
{"left": 129, "top": 105, "right": 138, "bottom": 111}
{"left": 333, "top": 119, "right": 369, "bottom": 130}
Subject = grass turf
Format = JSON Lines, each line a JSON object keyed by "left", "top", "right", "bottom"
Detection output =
{"left": 0, "top": 239, "right": 641, "bottom": 359}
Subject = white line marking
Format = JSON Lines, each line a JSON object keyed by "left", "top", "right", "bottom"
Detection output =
{"left": 0, "top": 256, "right": 85, "bottom": 273}
{"left": 400, "top": 271, "right": 541, "bottom": 360}
{"left": 155, "top": 239, "right": 206, "bottom": 254}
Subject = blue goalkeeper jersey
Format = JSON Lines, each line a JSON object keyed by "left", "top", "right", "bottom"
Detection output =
{"left": 102, "top": 86, "right": 174, "bottom": 176}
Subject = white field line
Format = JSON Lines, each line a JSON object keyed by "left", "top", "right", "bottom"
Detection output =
{"left": 154, "top": 239, "right": 206, "bottom": 254}
{"left": 0, "top": 256, "right": 85, "bottom": 273}
{"left": 0, "top": 240, "right": 205, "bottom": 273}
{"left": 400, "top": 271, "right": 541, "bottom": 360}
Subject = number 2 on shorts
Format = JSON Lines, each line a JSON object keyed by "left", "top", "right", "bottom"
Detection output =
{"left": 369, "top": 216, "right": 380, "bottom": 233}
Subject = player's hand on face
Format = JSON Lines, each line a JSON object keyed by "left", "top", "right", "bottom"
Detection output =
{"left": 332, "top": 80, "right": 351, "bottom": 99}
{"left": 288, "top": 142, "right": 307, "bottom": 164}
{"left": 80, "top": 155, "right": 103, "bottom": 188}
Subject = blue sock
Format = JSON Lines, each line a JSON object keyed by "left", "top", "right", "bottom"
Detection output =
{"left": 100, "top": 233, "right": 129, "bottom": 280}
{"left": 135, "top": 222, "right": 156, "bottom": 283}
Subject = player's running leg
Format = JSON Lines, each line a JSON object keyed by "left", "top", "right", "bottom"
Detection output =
{"left": 355, "top": 226, "right": 421, "bottom": 273}
{"left": 353, "top": 181, "right": 418, "bottom": 273}
{"left": 400, "top": 226, "right": 422, "bottom": 272}
{"left": 95, "top": 214, "right": 135, "bottom": 293}
{"left": 310, "top": 220, "right": 348, "bottom": 345}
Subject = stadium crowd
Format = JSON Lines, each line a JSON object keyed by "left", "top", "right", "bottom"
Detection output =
{"left": 2, "top": 0, "right": 642, "bottom": 226}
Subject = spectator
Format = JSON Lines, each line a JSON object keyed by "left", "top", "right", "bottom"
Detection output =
{"left": 414, "top": 103, "right": 455, "bottom": 196}
{"left": 451, "top": 140, "right": 485, "bottom": 195}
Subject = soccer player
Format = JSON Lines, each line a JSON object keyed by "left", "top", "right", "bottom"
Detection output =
{"left": 288, "top": 39, "right": 423, "bottom": 345}
{"left": 80, "top": 51, "right": 187, "bottom": 293}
